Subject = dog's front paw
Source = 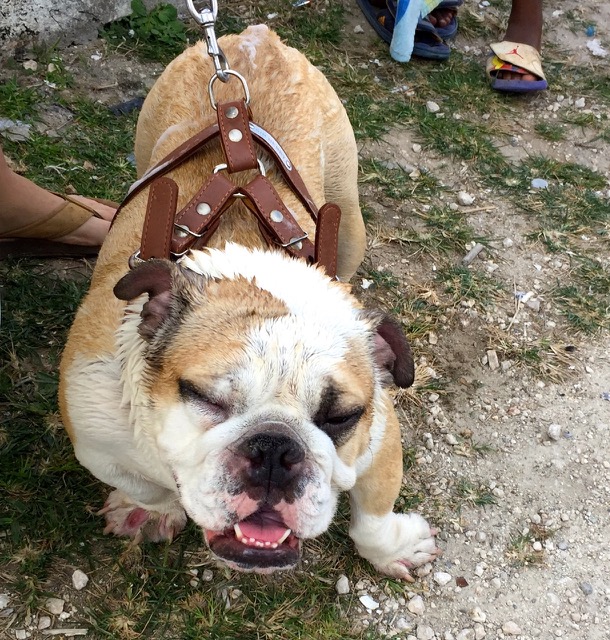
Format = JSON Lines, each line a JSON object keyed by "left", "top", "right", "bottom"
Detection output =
{"left": 98, "top": 489, "right": 187, "bottom": 543}
{"left": 352, "top": 512, "right": 440, "bottom": 581}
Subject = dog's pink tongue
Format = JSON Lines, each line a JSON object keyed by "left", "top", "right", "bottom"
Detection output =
{"left": 238, "top": 508, "right": 290, "bottom": 543}
{"left": 239, "top": 520, "right": 289, "bottom": 543}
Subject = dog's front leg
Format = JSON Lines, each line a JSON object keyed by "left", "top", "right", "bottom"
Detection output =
{"left": 77, "top": 448, "right": 187, "bottom": 543}
{"left": 348, "top": 410, "right": 440, "bottom": 580}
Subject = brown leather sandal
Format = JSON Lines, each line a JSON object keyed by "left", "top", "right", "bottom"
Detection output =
{"left": 0, "top": 193, "right": 118, "bottom": 259}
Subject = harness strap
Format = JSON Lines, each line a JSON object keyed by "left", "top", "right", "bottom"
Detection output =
{"left": 123, "top": 99, "right": 341, "bottom": 277}
{"left": 315, "top": 203, "right": 342, "bottom": 277}
{"left": 216, "top": 100, "right": 258, "bottom": 173}
{"left": 140, "top": 177, "right": 179, "bottom": 260}
{"left": 171, "top": 172, "right": 239, "bottom": 256}
{"left": 240, "top": 175, "right": 315, "bottom": 263}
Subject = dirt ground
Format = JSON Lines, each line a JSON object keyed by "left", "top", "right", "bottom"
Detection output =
{"left": 1, "top": 0, "right": 609, "bottom": 638}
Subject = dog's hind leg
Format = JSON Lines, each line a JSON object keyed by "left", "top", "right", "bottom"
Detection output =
{"left": 348, "top": 408, "right": 440, "bottom": 580}
{"left": 321, "top": 111, "right": 366, "bottom": 282}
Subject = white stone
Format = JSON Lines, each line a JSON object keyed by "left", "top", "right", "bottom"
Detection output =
{"left": 335, "top": 575, "right": 350, "bottom": 595}
{"left": 474, "top": 623, "right": 486, "bottom": 640}
{"left": 0, "top": 594, "right": 9, "bottom": 609}
{"left": 548, "top": 424, "right": 562, "bottom": 441}
{"left": 426, "top": 101, "right": 440, "bottom": 113}
{"left": 574, "top": 97, "right": 586, "bottom": 108}
{"left": 72, "top": 569, "right": 89, "bottom": 591}
{"left": 417, "top": 625, "right": 435, "bottom": 640}
{"left": 486, "top": 350, "right": 500, "bottom": 371}
{"left": 15, "top": 630, "right": 28, "bottom": 640}
{"left": 201, "top": 569, "right": 213, "bottom": 581}
{"left": 408, "top": 595, "right": 425, "bottom": 615}
{"left": 445, "top": 434, "right": 459, "bottom": 446}
{"left": 38, "top": 616, "right": 52, "bottom": 630}
{"left": 354, "top": 24, "right": 364, "bottom": 34}
{"left": 45, "top": 598, "right": 65, "bottom": 615}
{"left": 457, "top": 630, "right": 474, "bottom": 640}
{"left": 457, "top": 191, "right": 475, "bottom": 206}
{"left": 471, "top": 606, "right": 487, "bottom": 622}
{"left": 533, "top": 541, "right": 543, "bottom": 552}
{"left": 412, "top": 143, "right": 422, "bottom": 153}
{"left": 359, "top": 594, "right": 379, "bottom": 610}
{"left": 502, "top": 621, "right": 522, "bottom": 635}
{"left": 433, "top": 571, "right": 452, "bottom": 586}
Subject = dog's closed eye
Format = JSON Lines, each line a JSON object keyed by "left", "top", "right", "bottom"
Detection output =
{"left": 315, "top": 407, "right": 364, "bottom": 445}
{"left": 179, "top": 379, "right": 228, "bottom": 419}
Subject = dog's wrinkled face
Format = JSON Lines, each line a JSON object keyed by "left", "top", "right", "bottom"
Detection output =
{"left": 114, "top": 244, "right": 413, "bottom": 572}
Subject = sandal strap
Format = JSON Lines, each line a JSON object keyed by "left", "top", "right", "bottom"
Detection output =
{"left": 6, "top": 196, "right": 96, "bottom": 240}
{"left": 489, "top": 41, "right": 546, "bottom": 81}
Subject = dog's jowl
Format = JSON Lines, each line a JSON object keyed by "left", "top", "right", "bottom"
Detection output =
{"left": 59, "top": 25, "right": 438, "bottom": 579}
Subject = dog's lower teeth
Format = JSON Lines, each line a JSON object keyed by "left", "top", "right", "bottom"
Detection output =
{"left": 271, "top": 542, "right": 278, "bottom": 549}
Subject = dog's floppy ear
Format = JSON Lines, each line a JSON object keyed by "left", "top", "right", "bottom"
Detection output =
{"left": 370, "top": 314, "right": 415, "bottom": 388}
{"left": 113, "top": 260, "right": 175, "bottom": 340}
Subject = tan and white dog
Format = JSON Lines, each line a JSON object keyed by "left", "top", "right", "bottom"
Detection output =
{"left": 59, "top": 25, "right": 438, "bottom": 578}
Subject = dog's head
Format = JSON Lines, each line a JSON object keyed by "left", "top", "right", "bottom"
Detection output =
{"left": 114, "top": 244, "right": 413, "bottom": 572}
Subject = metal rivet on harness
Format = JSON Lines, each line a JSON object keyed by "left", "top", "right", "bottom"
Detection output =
{"left": 225, "top": 106, "right": 238, "bottom": 118}
{"left": 270, "top": 209, "right": 284, "bottom": 223}
{"left": 196, "top": 202, "right": 212, "bottom": 216}
{"left": 228, "top": 128, "right": 243, "bottom": 142}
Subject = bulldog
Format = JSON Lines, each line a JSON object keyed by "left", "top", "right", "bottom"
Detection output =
{"left": 59, "top": 25, "right": 439, "bottom": 579}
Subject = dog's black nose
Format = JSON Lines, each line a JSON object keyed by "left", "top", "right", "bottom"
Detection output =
{"left": 238, "top": 433, "right": 305, "bottom": 487}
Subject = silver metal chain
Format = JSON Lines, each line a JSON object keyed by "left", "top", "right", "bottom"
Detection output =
{"left": 185, "top": 0, "right": 250, "bottom": 108}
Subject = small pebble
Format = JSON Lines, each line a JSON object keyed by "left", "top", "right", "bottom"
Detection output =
{"left": 417, "top": 625, "right": 435, "bottom": 640}
{"left": 412, "top": 143, "right": 422, "bottom": 153}
{"left": 335, "top": 574, "right": 350, "bottom": 595}
{"left": 502, "top": 621, "right": 522, "bottom": 635}
{"left": 359, "top": 594, "right": 379, "bottom": 610}
{"left": 547, "top": 424, "right": 562, "bottom": 441}
{"left": 38, "top": 616, "right": 52, "bottom": 630}
{"left": 426, "top": 101, "right": 440, "bottom": 113}
{"left": 433, "top": 571, "right": 452, "bottom": 586}
{"left": 531, "top": 178, "right": 548, "bottom": 189}
{"left": 45, "top": 597, "right": 65, "bottom": 615}
{"left": 354, "top": 24, "right": 364, "bottom": 34}
{"left": 72, "top": 569, "right": 89, "bottom": 591}
{"left": 580, "top": 582, "right": 593, "bottom": 596}
{"left": 533, "top": 541, "right": 543, "bottom": 552}
{"left": 471, "top": 606, "right": 487, "bottom": 623}
{"left": 487, "top": 350, "right": 500, "bottom": 371}
{"left": 457, "top": 191, "right": 475, "bottom": 206}
{"left": 408, "top": 595, "right": 425, "bottom": 615}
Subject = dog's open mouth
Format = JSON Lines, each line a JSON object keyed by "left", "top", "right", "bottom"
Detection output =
{"left": 206, "top": 506, "right": 300, "bottom": 571}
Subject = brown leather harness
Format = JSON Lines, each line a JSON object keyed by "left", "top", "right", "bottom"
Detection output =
{"left": 117, "top": 98, "right": 342, "bottom": 278}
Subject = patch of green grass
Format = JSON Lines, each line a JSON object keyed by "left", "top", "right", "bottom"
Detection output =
{"left": 360, "top": 159, "right": 441, "bottom": 202}
{"left": 0, "top": 77, "right": 38, "bottom": 120}
{"left": 454, "top": 479, "right": 497, "bottom": 509}
{"left": 534, "top": 122, "right": 566, "bottom": 142}
{"left": 101, "top": 0, "right": 189, "bottom": 63}
{"left": 0, "top": 264, "right": 104, "bottom": 573}
{"left": 436, "top": 265, "right": 504, "bottom": 308}
{"left": 272, "top": 1, "right": 345, "bottom": 50}
{"left": 507, "top": 524, "right": 551, "bottom": 566}
{"left": 2, "top": 97, "right": 136, "bottom": 201}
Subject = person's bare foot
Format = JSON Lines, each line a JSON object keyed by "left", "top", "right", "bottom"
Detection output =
{"left": 427, "top": 8, "right": 456, "bottom": 30}
{"left": 495, "top": 0, "right": 543, "bottom": 83}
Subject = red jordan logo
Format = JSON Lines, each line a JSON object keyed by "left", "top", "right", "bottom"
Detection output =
{"left": 507, "top": 46, "right": 523, "bottom": 58}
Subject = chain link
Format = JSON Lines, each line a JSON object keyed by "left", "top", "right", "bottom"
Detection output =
{"left": 186, "top": 0, "right": 230, "bottom": 82}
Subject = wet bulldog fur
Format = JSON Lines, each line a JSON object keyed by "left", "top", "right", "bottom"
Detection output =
{"left": 59, "top": 25, "right": 439, "bottom": 578}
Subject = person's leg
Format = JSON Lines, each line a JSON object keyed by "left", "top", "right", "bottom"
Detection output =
{"left": 0, "top": 147, "right": 115, "bottom": 246}
{"left": 497, "top": 0, "right": 543, "bottom": 82}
